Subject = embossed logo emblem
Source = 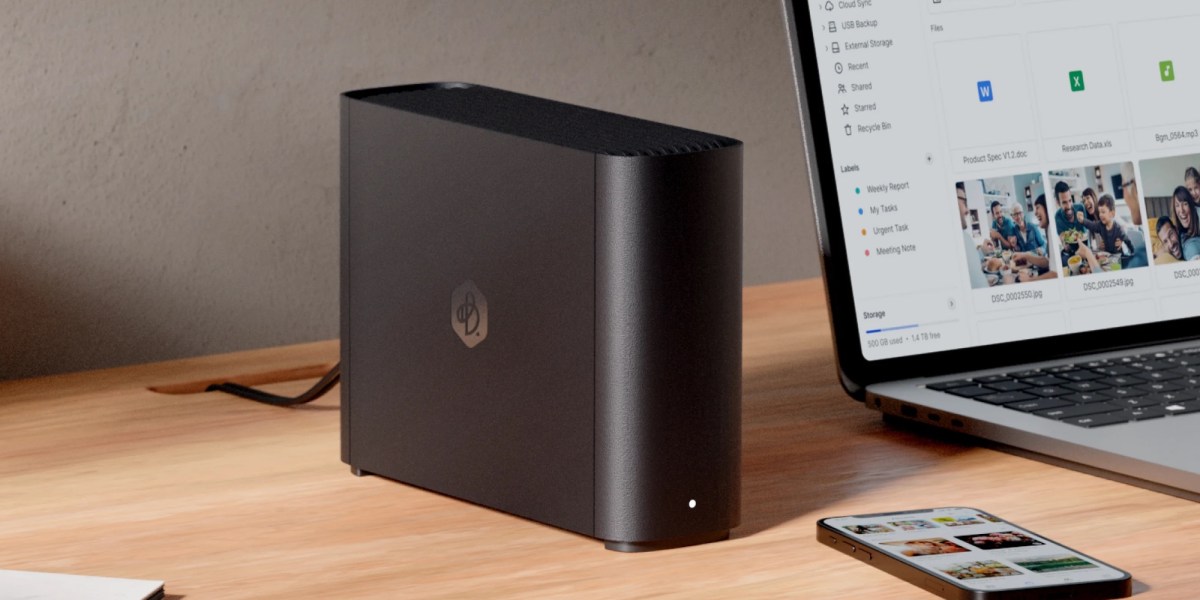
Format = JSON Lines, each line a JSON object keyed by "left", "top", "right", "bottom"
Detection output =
{"left": 452, "top": 280, "right": 487, "bottom": 348}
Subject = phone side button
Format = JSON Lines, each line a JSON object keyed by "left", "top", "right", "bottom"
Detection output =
{"left": 922, "top": 577, "right": 945, "bottom": 594}
{"left": 860, "top": 549, "right": 872, "bottom": 561}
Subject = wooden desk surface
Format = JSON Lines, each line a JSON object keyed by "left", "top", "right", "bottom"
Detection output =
{"left": 2, "top": 279, "right": 1196, "bottom": 599}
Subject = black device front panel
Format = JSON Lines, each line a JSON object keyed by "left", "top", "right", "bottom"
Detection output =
{"left": 342, "top": 96, "right": 597, "bottom": 534}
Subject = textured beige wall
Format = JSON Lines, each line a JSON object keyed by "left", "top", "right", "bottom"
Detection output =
{"left": 0, "top": 0, "right": 816, "bottom": 379}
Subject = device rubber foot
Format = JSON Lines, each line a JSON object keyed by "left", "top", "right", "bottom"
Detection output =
{"left": 604, "top": 529, "right": 730, "bottom": 552}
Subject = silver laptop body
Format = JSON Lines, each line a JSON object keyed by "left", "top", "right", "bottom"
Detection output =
{"left": 783, "top": 0, "right": 1200, "bottom": 499}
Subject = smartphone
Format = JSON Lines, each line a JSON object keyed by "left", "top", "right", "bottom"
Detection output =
{"left": 818, "top": 507, "right": 1131, "bottom": 599}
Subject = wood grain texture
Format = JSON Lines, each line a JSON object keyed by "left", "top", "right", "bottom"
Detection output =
{"left": 1, "top": 279, "right": 1195, "bottom": 598}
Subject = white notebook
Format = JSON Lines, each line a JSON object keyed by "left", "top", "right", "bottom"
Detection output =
{"left": 0, "top": 570, "right": 163, "bottom": 600}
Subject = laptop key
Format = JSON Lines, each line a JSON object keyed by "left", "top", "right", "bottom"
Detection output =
{"left": 1058, "top": 370, "right": 1104, "bottom": 382}
{"left": 1036, "top": 402, "right": 1122, "bottom": 419}
{"left": 1098, "top": 387, "right": 1147, "bottom": 399}
{"left": 1164, "top": 401, "right": 1200, "bottom": 415}
{"left": 1045, "top": 364, "right": 1076, "bottom": 373}
{"left": 1111, "top": 396, "right": 1163, "bottom": 408}
{"left": 1005, "top": 398, "right": 1074, "bottom": 412}
{"left": 1064, "top": 380, "right": 1109, "bottom": 392}
{"left": 1126, "top": 406, "right": 1169, "bottom": 421}
{"left": 1022, "top": 375, "right": 1068, "bottom": 386}
{"left": 1138, "top": 360, "right": 1176, "bottom": 371}
{"left": 1091, "top": 365, "right": 1141, "bottom": 377}
{"left": 1062, "top": 412, "right": 1132, "bottom": 428}
{"left": 974, "top": 374, "right": 1012, "bottom": 384}
{"left": 1095, "top": 375, "right": 1146, "bottom": 387}
{"left": 928, "top": 379, "right": 974, "bottom": 391}
{"left": 944, "top": 385, "right": 991, "bottom": 398}
{"left": 1028, "top": 386, "right": 1071, "bottom": 398}
{"left": 1142, "top": 370, "right": 1183, "bottom": 382}
{"left": 1007, "top": 369, "right": 1043, "bottom": 379}
{"left": 1136, "top": 382, "right": 1183, "bottom": 394}
{"left": 984, "top": 380, "right": 1032, "bottom": 393}
{"left": 1157, "top": 390, "right": 1199, "bottom": 402}
{"left": 978, "top": 391, "right": 1037, "bottom": 405}
{"left": 1061, "top": 392, "right": 1109, "bottom": 404}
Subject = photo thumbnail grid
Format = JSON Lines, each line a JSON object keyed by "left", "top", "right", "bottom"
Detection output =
{"left": 953, "top": 161, "right": 1171, "bottom": 287}
{"left": 838, "top": 512, "right": 1103, "bottom": 584}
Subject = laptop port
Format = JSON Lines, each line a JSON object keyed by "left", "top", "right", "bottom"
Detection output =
{"left": 950, "top": 418, "right": 965, "bottom": 428}
{"left": 927, "top": 413, "right": 941, "bottom": 422}
{"left": 900, "top": 404, "right": 918, "bottom": 418}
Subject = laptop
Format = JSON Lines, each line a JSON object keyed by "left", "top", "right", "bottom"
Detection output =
{"left": 783, "top": 0, "right": 1200, "bottom": 498}
{"left": 0, "top": 570, "right": 164, "bottom": 600}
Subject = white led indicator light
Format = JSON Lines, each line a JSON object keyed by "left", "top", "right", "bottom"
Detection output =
{"left": 688, "top": 499, "right": 697, "bottom": 509}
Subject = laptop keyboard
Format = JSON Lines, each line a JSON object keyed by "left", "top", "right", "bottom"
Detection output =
{"left": 926, "top": 348, "right": 1200, "bottom": 428}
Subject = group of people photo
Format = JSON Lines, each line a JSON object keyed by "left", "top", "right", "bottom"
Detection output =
{"left": 1141, "top": 153, "right": 1200, "bottom": 264}
{"left": 951, "top": 160, "right": 1200, "bottom": 286}
{"left": 956, "top": 174, "right": 1057, "bottom": 289}
{"left": 1048, "top": 162, "right": 1148, "bottom": 277}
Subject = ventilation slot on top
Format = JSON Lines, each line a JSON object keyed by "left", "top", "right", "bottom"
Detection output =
{"left": 359, "top": 84, "right": 740, "bottom": 158}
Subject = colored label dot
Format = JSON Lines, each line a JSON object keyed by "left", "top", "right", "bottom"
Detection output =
{"left": 864, "top": 249, "right": 870, "bottom": 256}
{"left": 858, "top": 207, "right": 864, "bottom": 215}
{"left": 855, "top": 187, "right": 861, "bottom": 194}
{"left": 861, "top": 228, "right": 867, "bottom": 236}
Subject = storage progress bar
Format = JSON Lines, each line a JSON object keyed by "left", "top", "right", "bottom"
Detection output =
{"left": 865, "top": 324, "right": 918, "bottom": 335}
{"left": 864, "top": 319, "right": 957, "bottom": 335}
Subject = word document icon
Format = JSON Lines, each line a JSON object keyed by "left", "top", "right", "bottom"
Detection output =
{"left": 977, "top": 80, "right": 994, "bottom": 102}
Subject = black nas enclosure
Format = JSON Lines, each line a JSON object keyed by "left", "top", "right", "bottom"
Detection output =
{"left": 340, "top": 83, "right": 741, "bottom": 551}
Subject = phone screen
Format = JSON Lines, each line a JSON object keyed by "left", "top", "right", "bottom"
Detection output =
{"left": 823, "top": 508, "right": 1127, "bottom": 592}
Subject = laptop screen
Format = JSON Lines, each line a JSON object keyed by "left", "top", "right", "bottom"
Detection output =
{"left": 799, "top": 1, "right": 1200, "bottom": 362}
